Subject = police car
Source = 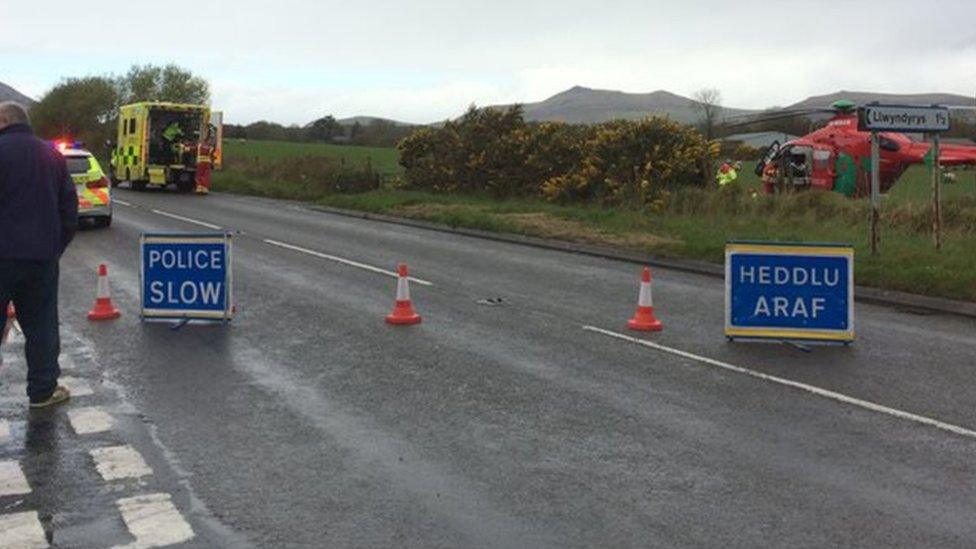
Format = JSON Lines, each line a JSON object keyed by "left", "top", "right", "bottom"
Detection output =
{"left": 58, "top": 142, "right": 112, "bottom": 228}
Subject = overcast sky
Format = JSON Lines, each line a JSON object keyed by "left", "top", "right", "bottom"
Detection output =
{"left": 3, "top": 1, "right": 974, "bottom": 125}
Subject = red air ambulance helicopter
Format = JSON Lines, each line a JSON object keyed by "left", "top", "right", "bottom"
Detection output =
{"left": 738, "top": 100, "right": 976, "bottom": 196}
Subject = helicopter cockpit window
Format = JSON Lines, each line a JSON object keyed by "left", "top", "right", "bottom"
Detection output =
{"left": 786, "top": 146, "right": 811, "bottom": 179}
{"left": 879, "top": 135, "right": 900, "bottom": 152}
{"left": 812, "top": 149, "right": 832, "bottom": 172}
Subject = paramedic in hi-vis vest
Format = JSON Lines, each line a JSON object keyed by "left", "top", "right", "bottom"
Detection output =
{"left": 195, "top": 127, "right": 215, "bottom": 195}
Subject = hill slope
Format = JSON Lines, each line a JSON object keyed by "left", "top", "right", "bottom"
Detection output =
{"left": 787, "top": 90, "right": 975, "bottom": 110}
{"left": 494, "top": 86, "right": 758, "bottom": 125}
{"left": 0, "top": 82, "right": 36, "bottom": 106}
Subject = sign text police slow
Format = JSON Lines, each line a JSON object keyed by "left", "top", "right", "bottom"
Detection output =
{"left": 726, "top": 243, "right": 854, "bottom": 342}
{"left": 141, "top": 234, "right": 234, "bottom": 320}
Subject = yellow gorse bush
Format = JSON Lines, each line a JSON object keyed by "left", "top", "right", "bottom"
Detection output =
{"left": 398, "top": 106, "right": 712, "bottom": 206}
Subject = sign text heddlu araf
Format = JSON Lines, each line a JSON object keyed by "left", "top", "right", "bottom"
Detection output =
{"left": 140, "top": 233, "right": 234, "bottom": 321}
{"left": 725, "top": 242, "right": 854, "bottom": 343}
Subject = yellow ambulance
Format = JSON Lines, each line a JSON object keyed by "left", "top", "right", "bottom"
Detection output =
{"left": 110, "top": 102, "right": 222, "bottom": 192}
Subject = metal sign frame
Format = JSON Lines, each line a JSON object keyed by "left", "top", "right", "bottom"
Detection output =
{"left": 139, "top": 232, "right": 234, "bottom": 321}
{"left": 725, "top": 241, "right": 854, "bottom": 343}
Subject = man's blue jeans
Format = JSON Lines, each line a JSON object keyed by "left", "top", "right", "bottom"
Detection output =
{"left": 0, "top": 259, "right": 62, "bottom": 403}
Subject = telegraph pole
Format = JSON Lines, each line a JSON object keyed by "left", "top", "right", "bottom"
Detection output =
{"left": 932, "top": 133, "right": 942, "bottom": 250}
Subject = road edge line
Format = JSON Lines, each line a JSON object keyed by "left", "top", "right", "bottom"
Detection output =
{"left": 297, "top": 202, "right": 976, "bottom": 320}
{"left": 582, "top": 325, "right": 976, "bottom": 441}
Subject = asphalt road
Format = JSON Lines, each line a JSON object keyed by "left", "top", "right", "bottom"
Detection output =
{"left": 2, "top": 187, "right": 975, "bottom": 548}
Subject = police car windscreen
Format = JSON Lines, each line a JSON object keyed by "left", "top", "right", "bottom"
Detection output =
{"left": 65, "top": 156, "right": 91, "bottom": 174}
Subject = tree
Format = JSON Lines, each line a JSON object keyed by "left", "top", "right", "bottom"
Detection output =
{"left": 693, "top": 87, "right": 723, "bottom": 142}
{"left": 307, "top": 115, "right": 344, "bottom": 142}
{"left": 30, "top": 76, "right": 120, "bottom": 155}
{"left": 118, "top": 64, "right": 210, "bottom": 105}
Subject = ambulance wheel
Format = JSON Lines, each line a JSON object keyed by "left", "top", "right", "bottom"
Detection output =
{"left": 176, "top": 180, "right": 195, "bottom": 193}
{"left": 94, "top": 215, "right": 112, "bottom": 228}
{"left": 132, "top": 180, "right": 147, "bottom": 191}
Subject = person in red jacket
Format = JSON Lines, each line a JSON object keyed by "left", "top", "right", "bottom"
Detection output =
{"left": 195, "top": 127, "right": 215, "bottom": 195}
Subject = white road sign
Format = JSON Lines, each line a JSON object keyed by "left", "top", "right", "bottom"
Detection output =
{"left": 858, "top": 105, "right": 950, "bottom": 133}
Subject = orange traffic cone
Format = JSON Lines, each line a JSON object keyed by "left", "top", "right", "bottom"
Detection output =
{"left": 386, "top": 263, "right": 421, "bottom": 325}
{"left": 1, "top": 303, "right": 14, "bottom": 344}
{"left": 87, "top": 264, "right": 121, "bottom": 321}
{"left": 627, "top": 267, "right": 662, "bottom": 332}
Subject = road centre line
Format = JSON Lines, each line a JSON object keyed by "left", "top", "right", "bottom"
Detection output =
{"left": 115, "top": 493, "right": 195, "bottom": 548}
{"left": 583, "top": 325, "right": 976, "bottom": 441}
{"left": 90, "top": 445, "right": 153, "bottom": 481}
{"left": 263, "top": 238, "right": 434, "bottom": 286}
{"left": 0, "top": 461, "right": 31, "bottom": 497}
{"left": 0, "top": 511, "right": 48, "bottom": 548}
{"left": 113, "top": 198, "right": 132, "bottom": 206}
{"left": 150, "top": 209, "right": 222, "bottom": 230}
{"left": 68, "top": 407, "right": 115, "bottom": 435}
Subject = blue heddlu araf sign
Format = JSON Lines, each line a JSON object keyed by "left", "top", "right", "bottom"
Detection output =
{"left": 140, "top": 233, "right": 234, "bottom": 321}
{"left": 725, "top": 241, "right": 854, "bottom": 343}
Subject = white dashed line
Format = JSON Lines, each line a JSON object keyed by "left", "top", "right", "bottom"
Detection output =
{"left": 0, "top": 419, "right": 9, "bottom": 442}
{"left": 59, "top": 354, "right": 76, "bottom": 370}
{"left": 113, "top": 198, "right": 132, "bottom": 206}
{"left": 263, "top": 238, "right": 434, "bottom": 286}
{"left": 59, "top": 377, "right": 93, "bottom": 397}
{"left": 67, "top": 407, "right": 114, "bottom": 435}
{"left": 583, "top": 325, "right": 976, "bottom": 440}
{"left": 0, "top": 511, "right": 48, "bottom": 548}
{"left": 114, "top": 493, "right": 194, "bottom": 548}
{"left": 0, "top": 460, "right": 31, "bottom": 496}
{"left": 90, "top": 445, "right": 153, "bottom": 481}
{"left": 149, "top": 209, "right": 222, "bottom": 230}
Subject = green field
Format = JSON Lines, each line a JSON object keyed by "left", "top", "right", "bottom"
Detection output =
{"left": 221, "top": 139, "right": 402, "bottom": 175}
{"left": 213, "top": 139, "right": 976, "bottom": 302}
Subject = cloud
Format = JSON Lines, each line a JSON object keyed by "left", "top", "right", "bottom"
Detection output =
{"left": 3, "top": 0, "right": 975, "bottom": 122}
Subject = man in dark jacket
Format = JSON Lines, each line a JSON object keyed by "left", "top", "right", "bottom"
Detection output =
{"left": 0, "top": 101, "right": 78, "bottom": 408}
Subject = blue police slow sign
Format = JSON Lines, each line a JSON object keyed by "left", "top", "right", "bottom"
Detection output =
{"left": 725, "top": 241, "right": 853, "bottom": 343}
{"left": 140, "top": 233, "right": 234, "bottom": 321}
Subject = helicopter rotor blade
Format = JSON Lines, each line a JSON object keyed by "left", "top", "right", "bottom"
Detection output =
{"left": 719, "top": 108, "right": 833, "bottom": 129}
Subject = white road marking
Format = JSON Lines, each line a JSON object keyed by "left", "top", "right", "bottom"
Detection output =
{"left": 114, "top": 493, "right": 194, "bottom": 549}
{"left": 90, "top": 445, "right": 152, "bottom": 481}
{"left": 0, "top": 419, "right": 10, "bottom": 442}
{"left": 59, "top": 354, "right": 76, "bottom": 370}
{"left": 113, "top": 198, "right": 132, "bottom": 206}
{"left": 0, "top": 511, "right": 48, "bottom": 548}
{"left": 0, "top": 461, "right": 31, "bottom": 496}
{"left": 149, "top": 209, "right": 222, "bottom": 230}
{"left": 583, "top": 325, "right": 976, "bottom": 441}
{"left": 263, "top": 238, "right": 434, "bottom": 286}
{"left": 67, "top": 407, "right": 114, "bottom": 435}
{"left": 59, "top": 377, "right": 93, "bottom": 397}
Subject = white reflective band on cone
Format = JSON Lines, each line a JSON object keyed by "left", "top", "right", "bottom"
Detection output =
{"left": 97, "top": 274, "right": 110, "bottom": 299}
{"left": 396, "top": 276, "right": 410, "bottom": 301}
{"left": 638, "top": 282, "right": 653, "bottom": 307}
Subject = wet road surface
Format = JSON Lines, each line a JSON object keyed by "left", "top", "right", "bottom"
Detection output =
{"left": 2, "top": 187, "right": 975, "bottom": 547}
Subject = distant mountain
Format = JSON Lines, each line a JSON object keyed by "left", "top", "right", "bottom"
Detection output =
{"left": 336, "top": 116, "right": 414, "bottom": 127}
{"left": 786, "top": 90, "right": 975, "bottom": 110}
{"left": 492, "top": 86, "right": 759, "bottom": 125}
{"left": 0, "top": 81, "right": 36, "bottom": 106}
